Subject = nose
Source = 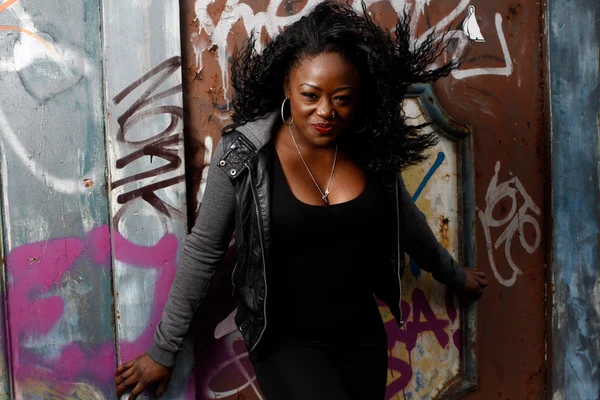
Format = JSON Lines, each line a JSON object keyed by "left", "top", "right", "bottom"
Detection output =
{"left": 316, "top": 100, "right": 335, "bottom": 120}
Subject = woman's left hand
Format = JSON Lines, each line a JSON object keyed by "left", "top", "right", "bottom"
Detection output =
{"left": 459, "top": 268, "right": 488, "bottom": 301}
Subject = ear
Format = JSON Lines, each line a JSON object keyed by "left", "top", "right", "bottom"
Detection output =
{"left": 283, "top": 76, "right": 291, "bottom": 98}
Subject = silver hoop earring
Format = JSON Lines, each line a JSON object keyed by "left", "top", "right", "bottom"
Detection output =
{"left": 352, "top": 122, "right": 367, "bottom": 133}
{"left": 281, "top": 98, "right": 293, "bottom": 126}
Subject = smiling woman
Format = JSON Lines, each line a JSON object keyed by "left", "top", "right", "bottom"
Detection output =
{"left": 115, "top": 2, "right": 489, "bottom": 399}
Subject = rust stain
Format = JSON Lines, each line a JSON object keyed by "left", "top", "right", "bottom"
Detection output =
{"left": 82, "top": 178, "right": 94, "bottom": 188}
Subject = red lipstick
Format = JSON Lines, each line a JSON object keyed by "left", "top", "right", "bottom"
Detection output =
{"left": 312, "top": 124, "right": 333, "bottom": 135}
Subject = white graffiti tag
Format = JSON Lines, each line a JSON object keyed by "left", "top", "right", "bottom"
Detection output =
{"left": 193, "top": 0, "right": 514, "bottom": 102}
{"left": 478, "top": 161, "right": 541, "bottom": 287}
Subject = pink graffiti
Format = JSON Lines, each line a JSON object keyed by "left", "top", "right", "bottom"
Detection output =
{"left": 6, "top": 225, "right": 194, "bottom": 397}
{"left": 384, "top": 288, "right": 460, "bottom": 399}
{"left": 193, "top": 287, "right": 460, "bottom": 399}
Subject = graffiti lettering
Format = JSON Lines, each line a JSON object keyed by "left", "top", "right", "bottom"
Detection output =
{"left": 451, "top": 13, "right": 513, "bottom": 80}
{"left": 110, "top": 56, "right": 186, "bottom": 228}
{"left": 6, "top": 226, "right": 193, "bottom": 398}
{"left": 383, "top": 288, "right": 458, "bottom": 399}
{"left": 478, "top": 161, "right": 541, "bottom": 287}
{"left": 192, "top": 0, "right": 514, "bottom": 102}
{"left": 198, "top": 288, "right": 459, "bottom": 399}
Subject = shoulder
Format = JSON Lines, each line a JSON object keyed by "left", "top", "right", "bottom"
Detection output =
{"left": 216, "top": 125, "right": 264, "bottom": 180}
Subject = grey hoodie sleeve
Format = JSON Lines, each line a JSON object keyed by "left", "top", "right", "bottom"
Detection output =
{"left": 398, "top": 174, "right": 466, "bottom": 291}
{"left": 147, "top": 139, "right": 235, "bottom": 367}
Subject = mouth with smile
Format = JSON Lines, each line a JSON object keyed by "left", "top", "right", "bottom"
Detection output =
{"left": 311, "top": 123, "right": 334, "bottom": 135}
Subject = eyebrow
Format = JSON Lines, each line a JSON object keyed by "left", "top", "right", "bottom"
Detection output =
{"left": 299, "top": 83, "right": 354, "bottom": 94}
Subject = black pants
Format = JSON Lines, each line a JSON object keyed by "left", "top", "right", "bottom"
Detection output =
{"left": 251, "top": 343, "right": 388, "bottom": 400}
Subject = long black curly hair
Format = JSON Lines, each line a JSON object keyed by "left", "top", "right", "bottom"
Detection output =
{"left": 230, "top": 0, "right": 457, "bottom": 171}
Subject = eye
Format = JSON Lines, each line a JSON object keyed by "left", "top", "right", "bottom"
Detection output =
{"left": 334, "top": 95, "right": 352, "bottom": 105}
{"left": 301, "top": 92, "right": 318, "bottom": 100}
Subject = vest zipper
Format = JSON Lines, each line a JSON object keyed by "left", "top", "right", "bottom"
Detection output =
{"left": 231, "top": 262, "right": 238, "bottom": 295}
{"left": 246, "top": 163, "right": 268, "bottom": 352}
{"left": 395, "top": 175, "right": 404, "bottom": 325}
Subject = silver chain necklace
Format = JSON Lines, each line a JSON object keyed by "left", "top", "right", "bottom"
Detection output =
{"left": 287, "top": 124, "right": 338, "bottom": 205}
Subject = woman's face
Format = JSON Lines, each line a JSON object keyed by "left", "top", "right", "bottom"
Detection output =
{"left": 284, "top": 52, "right": 360, "bottom": 148}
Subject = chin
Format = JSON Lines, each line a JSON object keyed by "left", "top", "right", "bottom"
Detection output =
{"left": 300, "top": 126, "right": 342, "bottom": 146}
{"left": 309, "top": 133, "right": 339, "bottom": 147}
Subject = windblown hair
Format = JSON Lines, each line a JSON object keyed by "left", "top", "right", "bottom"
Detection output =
{"left": 230, "top": 1, "right": 457, "bottom": 171}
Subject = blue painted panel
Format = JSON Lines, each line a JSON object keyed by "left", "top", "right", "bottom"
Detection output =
{"left": 548, "top": 0, "right": 600, "bottom": 398}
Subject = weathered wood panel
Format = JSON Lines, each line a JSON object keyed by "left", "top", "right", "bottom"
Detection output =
{"left": 0, "top": 0, "right": 116, "bottom": 398}
{"left": 548, "top": 0, "right": 600, "bottom": 398}
{"left": 101, "top": 0, "right": 194, "bottom": 398}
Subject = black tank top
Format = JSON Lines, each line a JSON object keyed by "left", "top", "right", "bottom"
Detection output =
{"left": 255, "top": 146, "right": 388, "bottom": 354}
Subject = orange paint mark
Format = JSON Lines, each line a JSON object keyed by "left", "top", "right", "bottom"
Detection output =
{"left": 0, "top": 25, "right": 56, "bottom": 55}
{"left": 0, "top": 0, "right": 19, "bottom": 15}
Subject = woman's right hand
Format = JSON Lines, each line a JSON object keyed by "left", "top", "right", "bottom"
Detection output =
{"left": 115, "top": 353, "right": 172, "bottom": 399}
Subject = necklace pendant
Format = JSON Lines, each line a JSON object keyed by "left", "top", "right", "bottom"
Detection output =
{"left": 322, "top": 190, "right": 330, "bottom": 205}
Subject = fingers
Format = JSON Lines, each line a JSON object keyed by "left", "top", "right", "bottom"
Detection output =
{"left": 467, "top": 268, "right": 489, "bottom": 291}
{"left": 477, "top": 276, "right": 489, "bottom": 288}
{"left": 116, "top": 359, "right": 136, "bottom": 375}
{"left": 129, "top": 382, "right": 145, "bottom": 400}
{"left": 157, "top": 378, "right": 170, "bottom": 398}
{"left": 115, "top": 367, "right": 135, "bottom": 386}
{"left": 116, "top": 372, "right": 139, "bottom": 398}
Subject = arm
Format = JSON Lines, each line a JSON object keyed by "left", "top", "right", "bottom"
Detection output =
{"left": 146, "top": 138, "right": 236, "bottom": 367}
{"left": 116, "top": 138, "right": 236, "bottom": 399}
{"left": 398, "top": 173, "right": 466, "bottom": 291}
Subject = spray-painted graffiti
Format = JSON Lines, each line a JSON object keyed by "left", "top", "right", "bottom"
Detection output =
{"left": 384, "top": 290, "right": 460, "bottom": 399}
{"left": 192, "top": 0, "right": 513, "bottom": 103}
{"left": 110, "top": 56, "right": 187, "bottom": 237}
{"left": 6, "top": 226, "right": 194, "bottom": 398}
{"left": 194, "top": 288, "right": 460, "bottom": 400}
{"left": 1, "top": 0, "right": 192, "bottom": 397}
{"left": 0, "top": 0, "right": 55, "bottom": 55}
{"left": 478, "top": 161, "right": 541, "bottom": 287}
{"left": 0, "top": 0, "right": 103, "bottom": 195}
{"left": 103, "top": 39, "right": 193, "bottom": 397}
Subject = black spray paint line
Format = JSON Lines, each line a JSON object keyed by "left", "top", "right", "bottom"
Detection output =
{"left": 110, "top": 56, "right": 185, "bottom": 221}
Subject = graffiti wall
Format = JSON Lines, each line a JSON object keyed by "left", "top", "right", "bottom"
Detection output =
{"left": 180, "top": 0, "right": 547, "bottom": 399}
{"left": 0, "top": 0, "right": 192, "bottom": 398}
{"left": 0, "top": 0, "right": 563, "bottom": 398}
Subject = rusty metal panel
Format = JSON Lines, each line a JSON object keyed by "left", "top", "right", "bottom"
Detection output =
{"left": 0, "top": 0, "right": 117, "bottom": 398}
{"left": 431, "top": 2, "right": 547, "bottom": 399}
{"left": 548, "top": 0, "right": 600, "bottom": 398}
{"left": 100, "top": 0, "right": 195, "bottom": 398}
{"left": 181, "top": 0, "right": 547, "bottom": 398}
